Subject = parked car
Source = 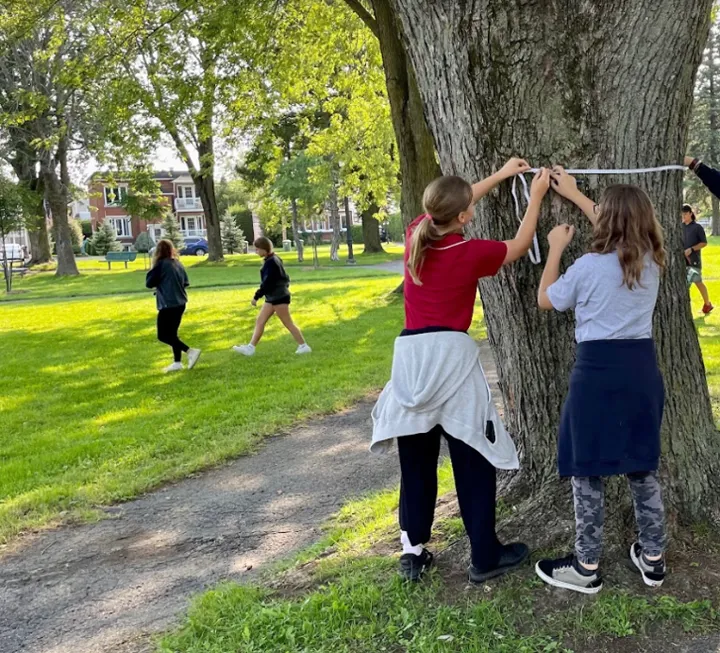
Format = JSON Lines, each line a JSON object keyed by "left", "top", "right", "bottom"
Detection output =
{"left": 179, "top": 237, "right": 209, "bottom": 256}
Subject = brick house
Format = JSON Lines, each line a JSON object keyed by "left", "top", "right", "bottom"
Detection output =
{"left": 88, "top": 170, "right": 207, "bottom": 249}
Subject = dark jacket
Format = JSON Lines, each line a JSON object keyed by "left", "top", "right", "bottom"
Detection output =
{"left": 146, "top": 258, "right": 189, "bottom": 310}
{"left": 693, "top": 161, "right": 720, "bottom": 198}
{"left": 254, "top": 253, "right": 290, "bottom": 302}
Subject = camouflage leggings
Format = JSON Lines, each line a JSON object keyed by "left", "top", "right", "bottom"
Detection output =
{"left": 572, "top": 472, "right": 667, "bottom": 565}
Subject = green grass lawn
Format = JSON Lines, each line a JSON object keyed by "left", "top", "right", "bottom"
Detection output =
{"left": 0, "top": 273, "right": 406, "bottom": 544}
{"left": 3, "top": 244, "right": 404, "bottom": 302}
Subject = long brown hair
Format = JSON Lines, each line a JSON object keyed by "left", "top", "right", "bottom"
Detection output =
{"left": 152, "top": 239, "right": 177, "bottom": 267}
{"left": 407, "top": 176, "right": 473, "bottom": 285}
{"left": 590, "top": 185, "right": 666, "bottom": 289}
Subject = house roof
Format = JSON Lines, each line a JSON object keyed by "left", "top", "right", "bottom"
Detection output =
{"left": 87, "top": 169, "right": 190, "bottom": 184}
{"left": 172, "top": 175, "right": 194, "bottom": 184}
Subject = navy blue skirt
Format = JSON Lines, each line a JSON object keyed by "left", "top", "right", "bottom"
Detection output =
{"left": 558, "top": 339, "right": 664, "bottom": 478}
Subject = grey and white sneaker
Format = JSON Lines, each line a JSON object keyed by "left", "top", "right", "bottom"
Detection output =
{"left": 535, "top": 554, "right": 603, "bottom": 594}
{"left": 232, "top": 344, "right": 256, "bottom": 356}
{"left": 186, "top": 348, "right": 202, "bottom": 370}
{"left": 629, "top": 542, "right": 666, "bottom": 587}
{"left": 295, "top": 343, "right": 312, "bottom": 355}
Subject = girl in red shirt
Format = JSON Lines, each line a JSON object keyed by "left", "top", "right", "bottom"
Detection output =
{"left": 372, "top": 159, "right": 550, "bottom": 583}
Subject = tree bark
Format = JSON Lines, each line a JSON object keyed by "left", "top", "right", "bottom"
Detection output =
{"left": 392, "top": 0, "right": 720, "bottom": 526}
{"left": 8, "top": 140, "right": 51, "bottom": 265}
{"left": 361, "top": 202, "right": 384, "bottom": 254}
{"left": 195, "top": 136, "right": 224, "bottom": 262}
{"left": 369, "top": 0, "right": 441, "bottom": 227}
{"left": 327, "top": 182, "right": 342, "bottom": 262}
{"left": 291, "top": 198, "right": 304, "bottom": 262}
{"left": 42, "top": 134, "right": 78, "bottom": 277}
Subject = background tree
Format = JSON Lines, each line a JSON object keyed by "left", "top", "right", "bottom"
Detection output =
{"left": 0, "top": 176, "right": 25, "bottom": 292}
{"left": 390, "top": 0, "right": 720, "bottom": 531}
{"left": 687, "top": 5, "right": 720, "bottom": 234}
{"left": 161, "top": 211, "right": 185, "bottom": 251}
{"left": 99, "top": 1, "right": 277, "bottom": 262}
{"left": 0, "top": 0, "right": 96, "bottom": 276}
{"left": 342, "top": 0, "right": 440, "bottom": 228}
{"left": 90, "top": 221, "right": 121, "bottom": 256}
{"left": 134, "top": 232, "right": 152, "bottom": 253}
{"left": 221, "top": 214, "right": 244, "bottom": 254}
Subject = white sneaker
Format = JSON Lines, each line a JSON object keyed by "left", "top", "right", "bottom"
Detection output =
{"left": 296, "top": 343, "right": 312, "bottom": 355}
{"left": 232, "top": 344, "right": 256, "bottom": 356}
{"left": 163, "top": 362, "right": 184, "bottom": 373}
{"left": 186, "top": 348, "right": 202, "bottom": 370}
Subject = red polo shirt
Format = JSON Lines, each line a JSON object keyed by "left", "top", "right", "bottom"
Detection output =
{"left": 404, "top": 215, "right": 507, "bottom": 331}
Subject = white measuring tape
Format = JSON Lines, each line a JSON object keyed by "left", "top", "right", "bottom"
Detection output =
{"left": 511, "top": 165, "right": 686, "bottom": 264}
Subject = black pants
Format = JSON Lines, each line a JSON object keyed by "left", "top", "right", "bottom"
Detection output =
{"left": 398, "top": 425, "right": 500, "bottom": 571}
{"left": 157, "top": 305, "right": 189, "bottom": 362}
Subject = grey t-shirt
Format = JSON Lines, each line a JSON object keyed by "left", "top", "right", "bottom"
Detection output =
{"left": 547, "top": 252, "right": 659, "bottom": 343}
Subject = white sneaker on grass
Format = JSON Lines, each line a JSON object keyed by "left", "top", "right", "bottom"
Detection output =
{"left": 630, "top": 542, "right": 666, "bottom": 588}
{"left": 233, "top": 344, "right": 256, "bottom": 356}
{"left": 163, "top": 362, "right": 184, "bottom": 373}
{"left": 186, "top": 348, "right": 202, "bottom": 370}
{"left": 296, "top": 343, "right": 312, "bottom": 355}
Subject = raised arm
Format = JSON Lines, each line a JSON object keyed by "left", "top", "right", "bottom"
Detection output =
{"left": 550, "top": 166, "right": 598, "bottom": 225}
{"left": 471, "top": 157, "right": 531, "bottom": 203}
{"left": 502, "top": 168, "right": 551, "bottom": 264}
{"left": 686, "top": 155, "right": 720, "bottom": 199}
{"left": 538, "top": 224, "right": 576, "bottom": 309}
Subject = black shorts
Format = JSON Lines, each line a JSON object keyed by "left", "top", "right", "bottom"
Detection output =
{"left": 267, "top": 296, "right": 291, "bottom": 306}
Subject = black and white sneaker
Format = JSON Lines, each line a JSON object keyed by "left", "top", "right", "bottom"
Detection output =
{"left": 535, "top": 554, "right": 604, "bottom": 594}
{"left": 399, "top": 548, "right": 434, "bottom": 582}
{"left": 468, "top": 542, "right": 530, "bottom": 584}
{"left": 629, "top": 542, "right": 666, "bottom": 587}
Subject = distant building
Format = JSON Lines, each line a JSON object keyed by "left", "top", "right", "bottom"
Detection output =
{"left": 87, "top": 170, "right": 206, "bottom": 248}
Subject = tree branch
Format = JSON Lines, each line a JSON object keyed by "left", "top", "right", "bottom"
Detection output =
{"left": 342, "top": 0, "right": 378, "bottom": 38}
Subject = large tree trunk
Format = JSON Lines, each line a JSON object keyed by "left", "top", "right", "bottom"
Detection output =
{"left": 195, "top": 136, "right": 224, "bottom": 263}
{"left": 291, "top": 198, "right": 304, "bottom": 262}
{"left": 8, "top": 139, "right": 52, "bottom": 265}
{"left": 708, "top": 32, "right": 720, "bottom": 236}
{"left": 361, "top": 202, "right": 384, "bottom": 254}
{"left": 392, "top": 0, "right": 720, "bottom": 527}
{"left": 369, "top": 0, "right": 441, "bottom": 226}
{"left": 41, "top": 137, "right": 78, "bottom": 277}
{"left": 327, "top": 182, "right": 342, "bottom": 262}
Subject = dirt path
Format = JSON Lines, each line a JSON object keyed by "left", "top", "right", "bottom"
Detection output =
{"left": 0, "top": 401, "right": 400, "bottom": 653}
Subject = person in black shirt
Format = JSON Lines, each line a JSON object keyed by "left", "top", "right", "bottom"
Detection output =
{"left": 681, "top": 203, "right": 713, "bottom": 314}
{"left": 232, "top": 236, "right": 311, "bottom": 356}
{"left": 146, "top": 239, "right": 201, "bottom": 372}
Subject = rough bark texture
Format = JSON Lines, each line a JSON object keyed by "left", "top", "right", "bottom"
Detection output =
{"left": 392, "top": 0, "right": 720, "bottom": 525}
{"left": 41, "top": 134, "right": 77, "bottom": 277}
{"left": 361, "top": 202, "right": 384, "bottom": 254}
{"left": 291, "top": 198, "right": 304, "bottom": 262}
{"left": 708, "top": 47, "right": 720, "bottom": 236}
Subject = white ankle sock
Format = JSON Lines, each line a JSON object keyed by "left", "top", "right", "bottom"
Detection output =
{"left": 401, "top": 530, "right": 423, "bottom": 556}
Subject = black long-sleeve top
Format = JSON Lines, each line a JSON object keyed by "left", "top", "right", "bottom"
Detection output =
{"left": 254, "top": 253, "right": 290, "bottom": 302}
{"left": 691, "top": 161, "right": 720, "bottom": 199}
{"left": 145, "top": 258, "right": 189, "bottom": 310}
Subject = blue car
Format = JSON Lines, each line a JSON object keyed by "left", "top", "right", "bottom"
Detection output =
{"left": 179, "top": 237, "right": 209, "bottom": 256}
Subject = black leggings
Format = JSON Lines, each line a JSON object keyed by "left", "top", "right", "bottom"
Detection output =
{"left": 397, "top": 425, "right": 500, "bottom": 571}
{"left": 157, "top": 305, "right": 189, "bottom": 362}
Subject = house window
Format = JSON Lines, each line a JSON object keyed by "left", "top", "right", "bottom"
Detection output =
{"left": 186, "top": 217, "right": 197, "bottom": 232}
{"left": 179, "top": 185, "right": 195, "bottom": 198}
{"left": 104, "top": 185, "right": 128, "bottom": 206}
{"left": 109, "top": 218, "right": 132, "bottom": 237}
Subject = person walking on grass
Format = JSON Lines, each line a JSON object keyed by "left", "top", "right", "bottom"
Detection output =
{"left": 681, "top": 203, "right": 713, "bottom": 315}
{"left": 145, "top": 239, "right": 201, "bottom": 373}
{"left": 372, "top": 158, "right": 547, "bottom": 584}
{"left": 233, "top": 236, "right": 311, "bottom": 356}
{"left": 535, "top": 167, "right": 667, "bottom": 594}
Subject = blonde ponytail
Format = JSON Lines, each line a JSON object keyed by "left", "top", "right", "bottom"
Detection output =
{"left": 408, "top": 175, "right": 474, "bottom": 285}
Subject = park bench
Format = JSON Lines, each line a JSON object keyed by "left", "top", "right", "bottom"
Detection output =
{"left": 105, "top": 251, "right": 137, "bottom": 269}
